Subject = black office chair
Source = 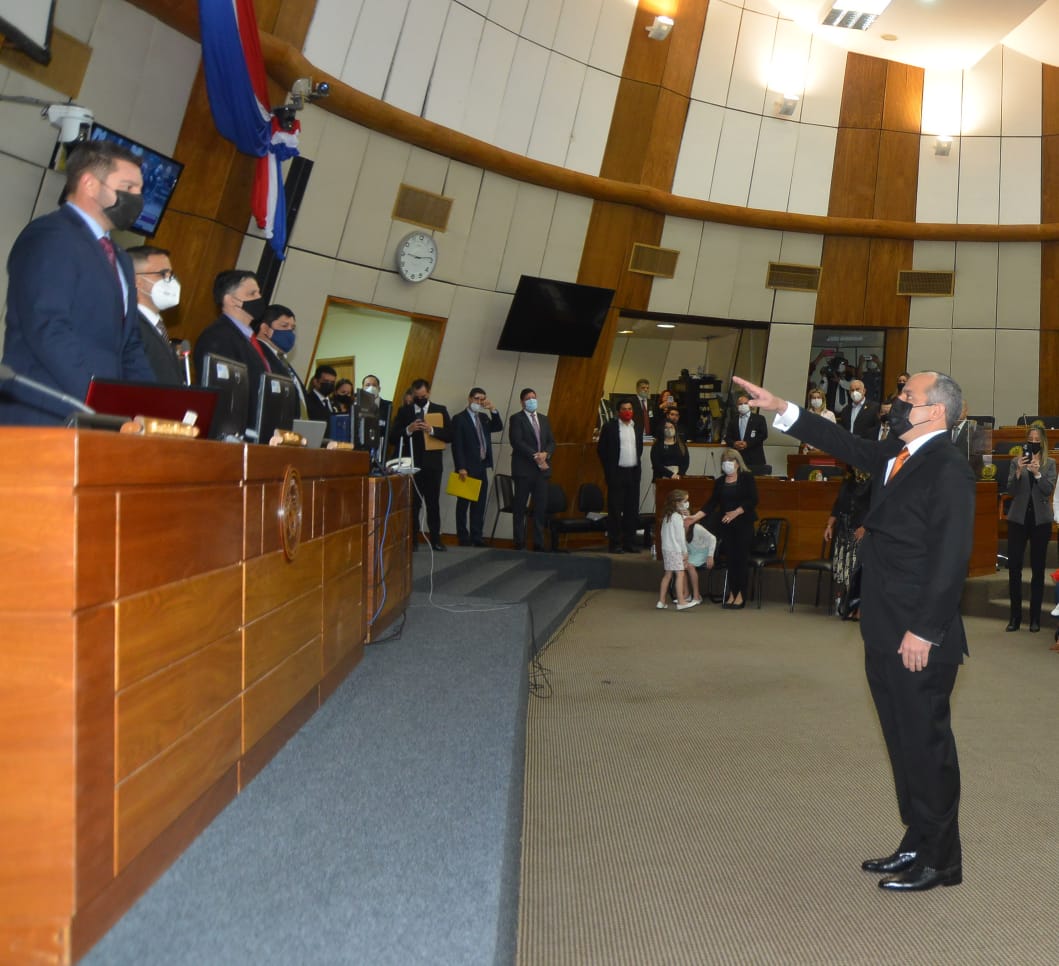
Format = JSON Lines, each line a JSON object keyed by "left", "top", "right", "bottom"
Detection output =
{"left": 489, "top": 473, "right": 515, "bottom": 541}
{"left": 794, "top": 464, "right": 844, "bottom": 481}
{"left": 750, "top": 464, "right": 773, "bottom": 476}
{"left": 549, "top": 483, "right": 609, "bottom": 552}
{"left": 790, "top": 538, "right": 836, "bottom": 614}
{"left": 748, "top": 517, "right": 790, "bottom": 609}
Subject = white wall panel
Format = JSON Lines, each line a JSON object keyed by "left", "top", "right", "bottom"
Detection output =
{"left": 762, "top": 323, "right": 814, "bottom": 421}
{"left": 497, "top": 183, "right": 558, "bottom": 292}
{"left": 765, "top": 18, "right": 812, "bottom": 122}
{"left": 488, "top": 0, "right": 529, "bottom": 34}
{"left": 384, "top": 0, "right": 449, "bottom": 116}
{"left": 588, "top": 0, "right": 637, "bottom": 75}
{"left": 272, "top": 249, "right": 350, "bottom": 373}
{"left": 463, "top": 0, "right": 491, "bottom": 14}
{"left": 689, "top": 224, "right": 742, "bottom": 317}
{"left": 788, "top": 124, "right": 837, "bottom": 216}
{"left": 648, "top": 218, "right": 705, "bottom": 315}
{"left": 403, "top": 146, "right": 451, "bottom": 195}
{"left": 521, "top": 0, "right": 563, "bottom": 49}
{"left": 80, "top": 0, "right": 154, "bottom": 132}
{"left": 424, "top": 5, "right": 485, "bottom": 131}
{"left": 329, "top": 260, "right": 383, "bottom": 306}
{"left": 553, "top": 0, "right": 603, "bottom": 64}
{"left": 921, "top": 68, "right": 963, "bottom": 137}
{"left": 909, "top": 242, "right": 956, "bottom": 330}
{"left": 1001, "top": 46, "right": 1042, "bottom": 137}
{"left": 671, "top": 101, "right": 724, "bottom": 201}
{"left": 303, "top": 0, "right": 360, "bottom": 79}
{"left": 956, "top": 138, "right": 1000, "bottom": 225}
{"left": 952, "top": 242, "right": 998, "bottom": 329}
{"left": 290, "top": 118, "right": 371, "bottom": 258}
{"left": 126, "top": 22, "right": 199, "bottom": 154}
{"left": 462, "top": 23, "right": 518, "bottom": 143}
{"left": 370, "top": 269, "right": 422, "bottom": 316}
{"left": 747, "top": 117, "right": 798, "bottom": 213}
{"left": 999, "top": 138, "right": 1041, "bottom": 225}
{"left": 527, "top": 54, "right": 585, "bottom": 166}
{"left": 494, "top": 39, "right": 549, "bottom": 155}
{"left": 435, "top": 161, "right": 486, "bottom": 285}
{"left": 800, "top": 38, "right": 845, "bottom": 128}
{"left": 993, "top": 328, "right": 1039, "bottom": 424}
{"left": 949, "top": 329, "right": 996, "bottom": 416}
{"left": 727, "top": 10, "right": 775, "bottom": 114}
{"left": 771, "top": 233, "right": 822, "bottom": 324}
{"left": 690, "top": 0, "right": 740, "bottom": 106}
{"left": 729, "top": 230, "right": 782, "bottom": 320}
{"left": 962, "top": 45, "right": 1002, "bottom": 136}
{"left": 997, "top": 243, "right": 1041, "bottom": 329}
{"left": 341, "top": 0, "right": 409, "bottom": 100}
{"left": 565, "top": 68, "right": 619, "bottom": 175}
{"left": 916, "top": 136, "right": 960, "bottom": 223}
{"left": 55, "top": 0, "right": 104, "bottom": 43}
{"left": 906, "top": 327, "right": 953, "bottom": 376}
{"left": 538, "top": 194, "right": 591, "bottom": 281}
{"left": 0, "top": 71, "right": 68, "bottom": 167}
{"left": 460, "top": 173, "right": 520, "bottom": 291}
{"left": 710, "top": 110, "right": 761, "bottom": 207}
{"left": 337, "top": 135, "right": 412, "bottom": 268}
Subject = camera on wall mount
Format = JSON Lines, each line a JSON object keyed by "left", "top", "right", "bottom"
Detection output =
{"left": 272, "top": 77, "right": 330, "bottom": 132}
{"left": 45, "top": 103, "right": 94, "bottom": 147}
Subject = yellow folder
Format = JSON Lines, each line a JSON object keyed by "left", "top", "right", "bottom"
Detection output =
{"left": 423, "top": 411, "right": 447, "bottom": 451}
{"left": 446, "top": 472, "right": 482, "bottom": 501}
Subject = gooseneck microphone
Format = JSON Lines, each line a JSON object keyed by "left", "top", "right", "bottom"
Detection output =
{"left": 0, "top": 362, "right": 95, "bottom": 415}
{"left": 176, "top": 339, "right": 192, "bottom": 385}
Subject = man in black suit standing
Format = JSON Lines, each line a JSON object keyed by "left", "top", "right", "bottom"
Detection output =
{"left": 193, "top": 270, "right": 270, "bottom": 436}
{"left": 735, "top": 370, "right": 974, "bottom": 893}
{"left": 361, "top": 374, "right": 392, "bottom": 456}
{"left": 837, "top": 378, "right": 880, "bottom": 440}
{"left": 724, "top": 392, "right": 769, "bottom": 470}
{"left": 305, "top": 365, "right": 337, "bottom": 423}
{"left": 508, "top": 388, "right": 556, "bottom": 551}
{"left": 389, "top": 378, "right": 452, "bottom": 551}
{"left": 451, "top": 387, "right": 503, "bottom": 546}
{"left": 597, "top": 397, "right": 644, "bottom": 553}
{"left": 129, "top": 245, "right": 186, "bottom": 385}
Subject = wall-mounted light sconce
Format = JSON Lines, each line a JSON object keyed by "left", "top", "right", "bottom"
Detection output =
{"left": 646, "top": 15, "right": 674, "bottom": 41}
{"left": 775, "top": 95, "right": 800, "bottom": 117}
{"left": 934, "top": 136, "right": 953, "bottom": 157}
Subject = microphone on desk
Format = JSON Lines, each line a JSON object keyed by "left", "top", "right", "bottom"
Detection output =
{"left": 0, "top": 362, "right": 95, "bottom": 416}
{"left": 176, "top": 339, "right": 192, "bottom": 386}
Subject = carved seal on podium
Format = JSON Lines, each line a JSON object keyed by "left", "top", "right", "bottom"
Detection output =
{"left": 279, "top": 465, "right": 303, "bottom": 560}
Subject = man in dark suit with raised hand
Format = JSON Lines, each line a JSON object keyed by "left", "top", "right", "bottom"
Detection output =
{"left": 734, "top": 370, "right": 975, "bottom": 893}
{"left": 597, "top": 397, "right": 644, "bottom": 553}
{"left": 389, "top": 378, "right": 452, "bottom": 551}
{"left": 451, "top": 387, "right": 503, "bottom": 546}
{"left": 508, "top": 388, "right": 555, "bottom": 551}
{"left": 1, "top": 140, "right": 155, "bottom": 424}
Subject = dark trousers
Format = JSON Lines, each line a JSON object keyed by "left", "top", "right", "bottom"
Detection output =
{"left": 717, "top": 517, "right": 752, "bottom": 598}
{"left": 865, "top": 650, "right": 961, "bottom": 869}
{"left": 413, "top": 465, "right": 442, "bottom": 543}
{"left": 605, "top": 466, "right": 641, "bottom": 549}
{"left": 455, "top": 468, "right": 489, "bottom": 543}
{"left": 1007, "top": 520, "right": 1050, "bottom": 622}
{"left": 513, "top": 472, "right": 549, "bottom": 549}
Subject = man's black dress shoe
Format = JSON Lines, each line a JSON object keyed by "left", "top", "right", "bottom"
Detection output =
{"left": 472, "top": 540, "right": 488, "bottom": 547}
{"left": 861, "top": 850, "right": 917, "bottom": 874}
{"left": 879, "top": 862, "right": 962, "bottom": 891}
{"left": 1006, "top": 619, "right": 1020, "bottom": 632}
{"left": 457, "top": 537, "right": 471, "bottom": 547}
{"left": 431, "top": 542, "right": 447, "bottom": 552}
{"left": 512, "top": 543, "right": 525, "bottom": 551}
{"left": 1030, "top": 621, "right": 1041, "bottom": 632}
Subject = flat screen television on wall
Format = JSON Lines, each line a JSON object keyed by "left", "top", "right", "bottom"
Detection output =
{"left": 86, "top": 123, "right": 184, "bottom": 237}
{"left": 497, "top": 275, "right": 615, "bottom": 359}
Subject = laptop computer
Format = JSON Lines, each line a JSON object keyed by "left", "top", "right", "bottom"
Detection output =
{"left": 85, "top": 378, "right": 220, "bottom": 437}
{"left": 292, "top": 418, "right": 328, "bottom": 449}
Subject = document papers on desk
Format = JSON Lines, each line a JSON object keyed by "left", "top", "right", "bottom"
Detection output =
{"left": 446, "top": 472, "right": 482, "bottom": 501}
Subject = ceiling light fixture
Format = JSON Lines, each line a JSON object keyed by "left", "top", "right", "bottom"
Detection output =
{"left": 646, "top": 15, "right": 674, "bottom": 41}
{"left": 934, "top": 136, "right": 953, "bottom": 158}
{"left": 656, "top": 323, "right": 676, "bottom": 329}
{"left": 822, "top": 1, "right": 892, "bottom": 31}
{"left": 776, "top": 95, "right": 800, "bottom": 117}
{"left": 618, "top": 329, "right": 634, "bottom": 335}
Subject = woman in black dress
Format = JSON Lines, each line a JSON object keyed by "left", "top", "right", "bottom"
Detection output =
{"left": 650, "top": 413, "right": 690, "bottom": 479}
{"left": 824, "top": 466, "right": 872, "bottom": 619}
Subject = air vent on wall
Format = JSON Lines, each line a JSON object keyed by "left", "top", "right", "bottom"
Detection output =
{"left": 765, "top": 262, "right": 821, "bottom": 292}
{"left": 393, "top": 184, "right": 453, "bottom": 232}
{"left": 897, "top": 270, "right": 955, "bottom": 297}
{"left": 628, "top": 244, "right": 679, "bottom": 278}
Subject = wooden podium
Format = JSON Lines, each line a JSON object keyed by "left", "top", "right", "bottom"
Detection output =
{"left": 0, "top": 430, "right": 412, "bottom": 964}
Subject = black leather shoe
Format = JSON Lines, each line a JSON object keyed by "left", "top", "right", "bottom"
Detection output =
{"left": 879, "top": 862, "right": 962, "bottom": 891}
{"left": 431, "top": 542, "right": 447, "bottom": 552}
{"left": 1030, "top": 621, "right": 1041, "bottom": 632}
{"left": 457, "top": 538, "right": 471, "bottom": 547}
{"left": 472, "top": 540, "right": 488, "bottom": 547}
{"left": 1006, "top": 620, "right": 1021, "bottom": 632}
{"left": 861, "top": 850, "right": 917, "bottom": 874}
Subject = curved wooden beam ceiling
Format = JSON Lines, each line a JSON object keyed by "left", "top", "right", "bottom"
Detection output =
{"left": 130, "top": 0, "right": 1059, "bottom": 244}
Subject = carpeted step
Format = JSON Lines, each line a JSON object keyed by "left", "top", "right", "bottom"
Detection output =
{"left": 488, "top": 567, "right": 558, "bottom": 605}
{"left": 417, "top": 555, "right": 526, "bottom": 597}
{"left": 528, "top": 577, "right": 589, "bottom": 652}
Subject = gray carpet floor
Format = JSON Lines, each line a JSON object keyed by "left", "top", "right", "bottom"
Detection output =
{"left": 519, "top": 590, "right": 1059, "bottom": 966}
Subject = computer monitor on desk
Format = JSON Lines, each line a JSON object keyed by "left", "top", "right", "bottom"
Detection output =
{"left": 354, "top": 388, "right": 380, "bottom": 452}
{"left": 200, "top": 353, "right": 248, "bottom": 441}
{"left": 254, "top": 373, "right": 298, "bottom": 444}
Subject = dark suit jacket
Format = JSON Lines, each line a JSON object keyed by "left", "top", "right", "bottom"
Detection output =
{"left": 789, "top": 411, "right": 975, "bottom": 663}
{"left": 837, "top": 400, "right": 880, "bottom": 440}
{"left": 192, "top": 315, "right": 268, "bottom": 435}
{"left": 259, "top": 341, "right": 309, "bottom": 419}
{"left": 596, "top": 418, "right": 644, "bottom": 479}
{"left": 137, "top": 310, "right": 185, "bottom": 385}
{"left": 724, "top": 411, "right": 769, "bottom": 466}
{"left": 451, "top": 407, "right": 503, "bottom": 475}
{"left": 508, "top": 410, "right": 555, "bottom": 479}
{"left": 1, "top": 204, "right": 155, "bottom": 424}
{"left": 388, "top": 401, "right": 453, "bottom": 471}
{"left": 305, "top": 388, "right": 333, "bottom": 423}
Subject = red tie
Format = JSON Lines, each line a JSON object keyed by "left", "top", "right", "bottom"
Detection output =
{"left": 249, "top": 334, "right": 272, "bottom": 373}
{"left": 642, "top": 400, "right": 650, "bottom": 433}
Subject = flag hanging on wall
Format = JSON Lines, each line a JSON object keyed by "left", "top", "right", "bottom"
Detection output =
{"left": 197, "top": 0, "right": 298, "bottom": 258}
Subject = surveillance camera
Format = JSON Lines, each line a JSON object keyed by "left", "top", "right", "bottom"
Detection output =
{"left": 45, "top": 104, "right": 94, "bottom": 145}
{"left": 313, "top": 82, "right": 330, "bottom": 98}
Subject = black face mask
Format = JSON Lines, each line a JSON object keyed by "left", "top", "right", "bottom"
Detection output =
{"left": 1029, "top": 441, "right": 1042, "bottom": 454}
{"left": 887, "top": 397, "right": 929, "bottom": 437}
{"left": 413, "top": 395, "right": 428, "bottom": 406}
{"left": 319, "top": 381, "right": 335, "bottom": 395}
{"left": 240, "top": 296, "right": 267, "bottom": 323}
{"left": 879, "top": 412, "right": 889, "bottom": 424}
{"left": 103, "top": 188, "right": 144, "bottom": 231}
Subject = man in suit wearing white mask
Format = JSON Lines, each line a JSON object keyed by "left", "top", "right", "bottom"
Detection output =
{"left": 129, "top": 245, "right": 186, "bottom": 385}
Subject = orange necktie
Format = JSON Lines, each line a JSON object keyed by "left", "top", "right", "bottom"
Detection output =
{"left": 886, "top": 446, "right": 910, "bottom": 484}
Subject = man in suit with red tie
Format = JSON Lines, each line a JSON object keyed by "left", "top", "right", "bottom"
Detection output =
{"left": 1, "top": 140, "right": 155, "bottom": 424}
{"left": 451, "top": 387, "right": 503, "bottom": 546}
{"left": 735, "top": 370, "right": 975, "bottom": 894}
{"left": 508, "top": 388, "right": 556, "bottom": 551}
{"left": 193, "top": 270, "right": 271, "bottom": 438}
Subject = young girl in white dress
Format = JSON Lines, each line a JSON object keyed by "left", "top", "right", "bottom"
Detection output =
{"left": 657, "top": 488, "right": 701, "bottom": 610}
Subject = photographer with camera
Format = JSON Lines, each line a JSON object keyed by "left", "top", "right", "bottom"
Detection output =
{"left": 1005, "top": 427, "right": 1056, "bottom": 632}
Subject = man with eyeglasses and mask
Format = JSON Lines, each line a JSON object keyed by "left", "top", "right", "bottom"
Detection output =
{"left": 193, "top": 270, "right": 271, "bottom": 437}
{"left": 1, "top": 140, "right": 155, "bottom": 424}
{"left": 128, "top": 245, "right": 186, "bottom": 385}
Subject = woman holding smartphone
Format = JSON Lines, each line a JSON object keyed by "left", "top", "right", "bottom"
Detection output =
{"left": 1006, "top": 427, "right": 1056, "bottom": 632}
